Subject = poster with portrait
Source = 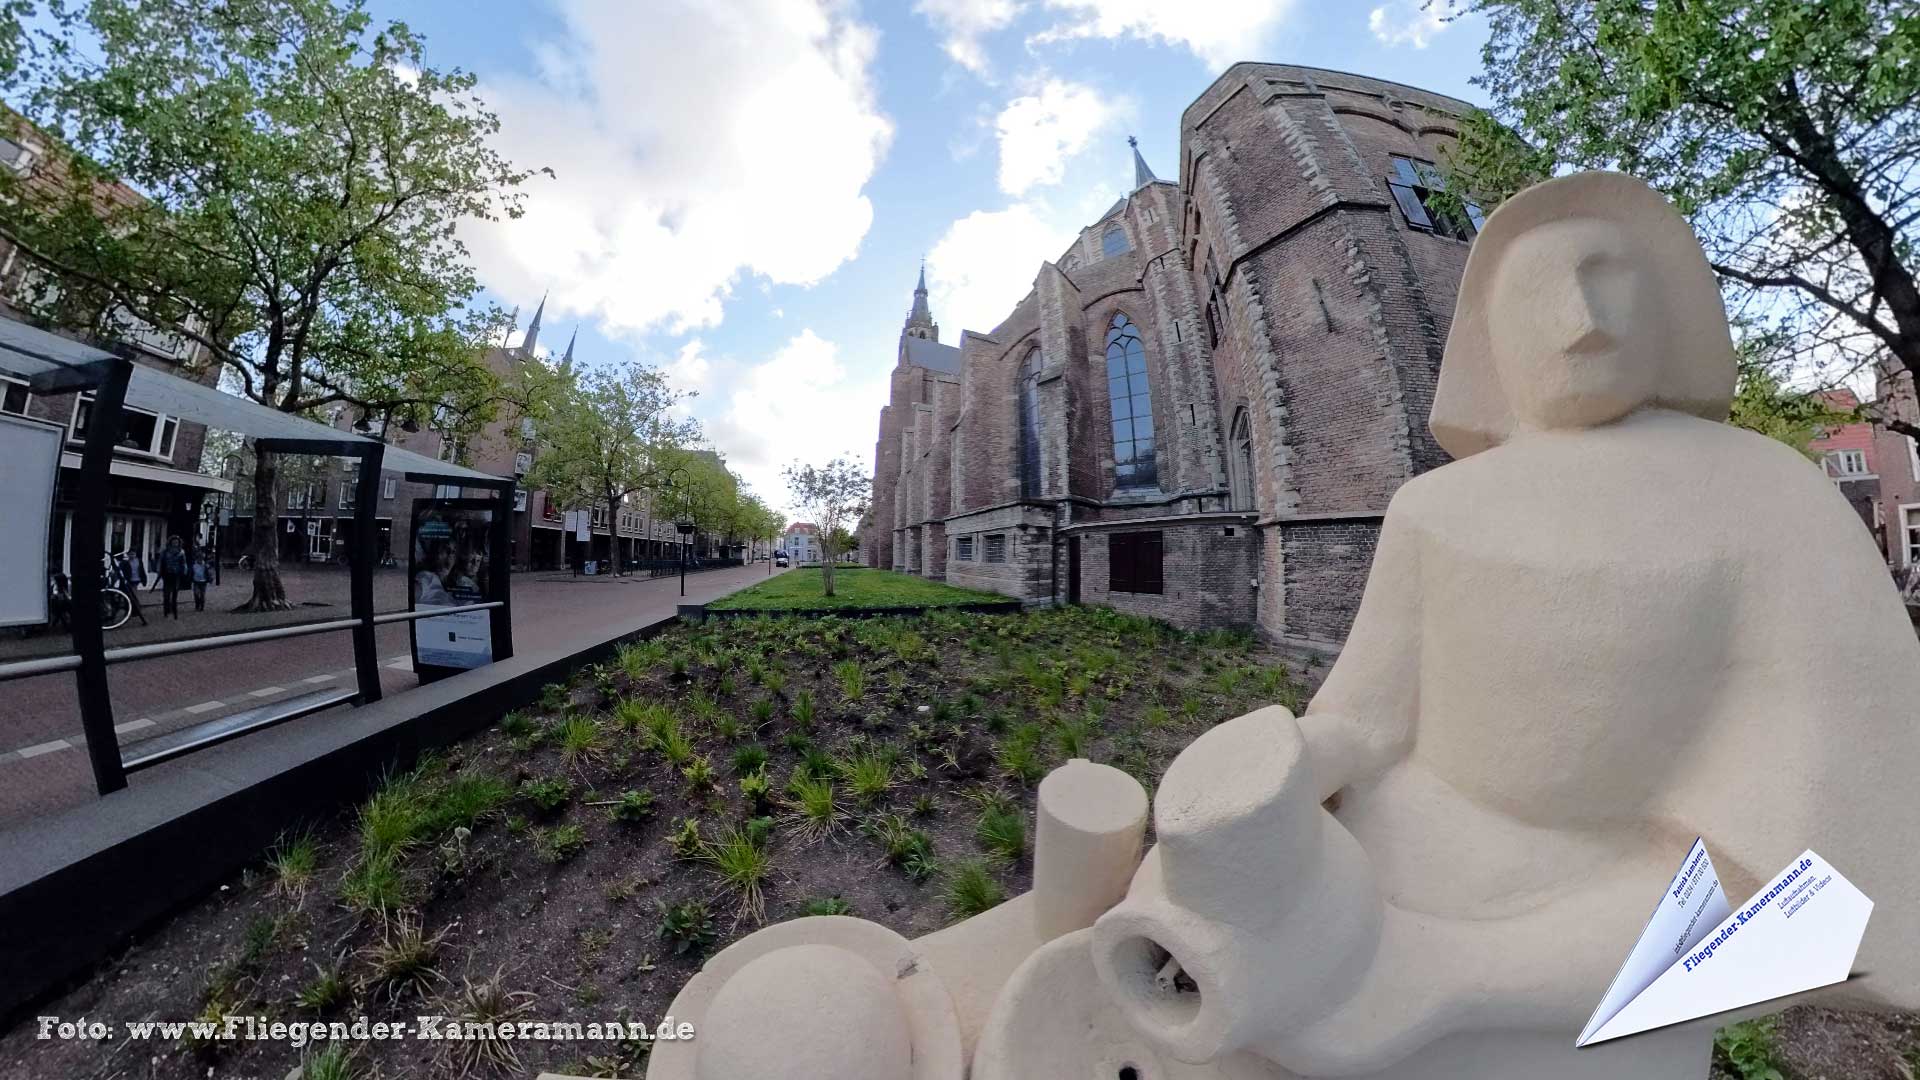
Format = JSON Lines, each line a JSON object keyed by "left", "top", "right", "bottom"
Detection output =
{"left": 408, "top": 501, "right": 494, "bottom": 678}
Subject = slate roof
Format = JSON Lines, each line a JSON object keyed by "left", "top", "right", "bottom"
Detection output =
{"left": 903, "top": 334, "right": 961, "bottom": 374}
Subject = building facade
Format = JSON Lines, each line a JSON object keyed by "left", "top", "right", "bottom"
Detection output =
{"left": 783, "top": 522, "right": 821, "bottom": 564}
{"left": 863, "top": 64, "right": 1481, "bottom": 646}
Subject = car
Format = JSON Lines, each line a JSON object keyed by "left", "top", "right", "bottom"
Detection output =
{"left": 775, "top": 554, "right": 790, "bottom": 567}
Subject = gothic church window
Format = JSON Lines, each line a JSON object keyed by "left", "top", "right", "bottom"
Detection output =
{"left": 1102, "top": 224, "right": 1129, "bottom": 258}
{"left": 1018, "top": 348, "right": 1043, "bottom": 497}
{"left": 1386, "top": 155, "right": 1485, "bottom": 240}
{"left": 1228, "top": 407, "right": 1254, "bottom": 510}
{"left": 1105, "top": 313, "right": 1158, "bottom": 490}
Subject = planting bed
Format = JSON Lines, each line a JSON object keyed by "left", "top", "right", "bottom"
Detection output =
{"left": 0, "top": 606, "right": 1317, "bottom": 1080}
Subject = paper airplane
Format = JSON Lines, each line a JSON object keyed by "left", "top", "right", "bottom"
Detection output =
{"left": 1578, "top": 842, "right": 1872, "bottom": 1046}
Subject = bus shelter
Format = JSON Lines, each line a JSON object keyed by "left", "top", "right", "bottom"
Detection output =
{"left": 0, "top": 316, "right": 515, "bottom": 796}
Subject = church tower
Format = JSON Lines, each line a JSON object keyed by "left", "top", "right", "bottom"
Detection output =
{"left": 902, "top": 262, "right": 939, "bottom": 343}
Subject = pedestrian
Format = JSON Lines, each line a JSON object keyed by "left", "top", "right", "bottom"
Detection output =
{"left": 190, "top": 548, "right": 210, "bottom": 611}
{"left": 159, "top": 534, "right": 188, "bottom": 619}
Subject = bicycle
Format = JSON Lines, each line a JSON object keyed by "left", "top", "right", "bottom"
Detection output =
{"left": 98, "top": 552, "right": 138, "bottom": 631}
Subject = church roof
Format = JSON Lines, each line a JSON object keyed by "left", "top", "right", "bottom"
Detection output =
{"left": 1130, "top": 135, "right": 1157, "bottom": 189}
{"left": 903, "top": 334, "right": 961, "bottom": 374}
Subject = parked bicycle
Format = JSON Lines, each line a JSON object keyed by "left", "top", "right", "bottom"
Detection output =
{"left": 97, "top": 551, "right": 141, "bottom": 630}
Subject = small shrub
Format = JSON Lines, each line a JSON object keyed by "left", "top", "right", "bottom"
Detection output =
{"left": 801, "top": 896, "right": 853, "bottom": 917}
{"left": 518, "top": 776, "right": 574, "bottom": 814}
{"left": 340, "top": 851, "right": 416, "bottom": 915}
{"left": 998, "top": 740, "right": 1047, "bottom": 787}
{"left": 294, "top": 963, "right": 349, "bottom": 1012}
{"left": 1713, "top": 1018, "right": 1785, "bottom": 1080}
{"left": 657, "top": 899, "right": 716, "bottom": 956}
{"left": 682, "top": 755, "right": 716, "bottom": 792}
{"left": 500, "top": 711, "right": 535, "bottom": 739}
{"left": 615, "top": 699, "right": 672, "bottom": 736}
{"left": 1055, "top": 716, "right": 1096, "bottom": 759}
{"left": 834, "top": 659, "right": 867, "bottom": 701}
{"left": 302, "top": 1043, "right": 361, "bottom": 1080}
{"left": 357, "top": 915, "right": 448, "bottom": 1003}
{"left": 1143, "top": 704, "right": 1171, "bottom": 729}
{"left": 943, "top": 860, "right": 1005, "bottom": 919}
{"left": 536, "top": 823, "right": 587, "bottom": 864}
{"left": 783, "top": 772, "right": 842, "bottom": 843}
{"left": 976, "top": 804, "right": 1027, "bottom": 861}
{"left": 668, "top": 817, "right": 703, "bottom": 858}
{"left": 538, "top": 682, "right": 571, "bottom": 712}
{"left": 800, "top": 745, "right": 834, "bottom": 779}
{"left": 441, "top": 967, "right": 534, "bottom": 1076}
{"left": 750, "top": 697, "right": 775, "bottom": 727}
{"left": 911, "top": 792, "right": 939, "bottom": 817}
{"left": 714, "top": 714, "right": 743, "bottom": 743}
{"left": 267, "top": 830, "right": 319, "bottom": 899}
{"left": 865, "top": 813, "right": 938, "bottom": 881}
{"left": 838, "top": 752, "right": 894, "bottom": 804}
{"left": 700, "top": 825, "right": 774, "bottom": 922}
{"left": 608, "top": 788, "right": 656, "bottom": 824}
{"left": 792, "top": 689, "right": 817, "bottom": 728}
{"left": 731, "top": 744, "right": 769, "bottom": 774}
{"left": 658, "top": 726, "right": 697, "bottom": 768}
{"left": 739, "top": 769, "right": 774, "bottom": 814}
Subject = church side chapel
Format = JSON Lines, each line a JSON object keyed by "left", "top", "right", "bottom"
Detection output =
{"left": 861, "top": 65, "right": 1481, "bottom": 649}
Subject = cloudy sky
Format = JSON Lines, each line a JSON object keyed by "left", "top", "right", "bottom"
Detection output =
{"left": 379, "top": 0, "right": 1489, "bottom": 519}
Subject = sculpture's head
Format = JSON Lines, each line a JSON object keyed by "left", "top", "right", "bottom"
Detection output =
{"left": 1431, "top": 171, "right": 1736, "bottom": 458}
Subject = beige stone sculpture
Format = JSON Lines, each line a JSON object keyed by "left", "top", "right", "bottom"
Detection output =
{"left": 634, "top": 171, "right": 1920, "bottom": 1080}
{"left": 1085, "top": 170, "right": 1920, "bottom": 1078}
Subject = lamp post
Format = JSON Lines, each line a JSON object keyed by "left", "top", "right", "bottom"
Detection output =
{"left": 663, "top": 464, "right": 690, "bottom": 596}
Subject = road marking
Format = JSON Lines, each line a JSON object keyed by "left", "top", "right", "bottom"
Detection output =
{"left": 303, "top": 673, "right": 336, "bottom": 684}
{"left": 385, "top": 658, "right": 412, "bottom": 670}
{"left": 184, "top": 700, "right": 226, "bottom": 714}
{"left": 249, "top": 686, "right": 286, "bottom": 698}
{"left": 386, "top": 654, "right": 410, "bottom": 664}
{"left": 18, "top": 739, "right": 70, "bottom": 758}
{"left": 114, "top": 719, "right": 154, "bottom": 734}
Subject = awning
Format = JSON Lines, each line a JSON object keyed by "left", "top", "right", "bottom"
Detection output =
{"left": 58, "top": 452, "right": 235, "bottom": 494}
{"left": 0, "top": 316, "right": 513, "bottom": 489}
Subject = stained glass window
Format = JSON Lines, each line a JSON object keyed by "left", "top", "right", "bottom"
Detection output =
{"left": 1019, "top": 348, "right": 1043, "bottom": 497}
{"left": 1104, "top": 313, "right": 1157, "bottom": 489}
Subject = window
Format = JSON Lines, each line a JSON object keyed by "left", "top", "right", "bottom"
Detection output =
{"left": 1018, "top": 347, "right": 1043, "bottom": 497}
{"left": 984, "top": 534, "right": 1007, "bottom": 563}
{"left": 1228, "top": 407, "right": 1254, "bottom": 510}
{"left": 1101, "top": 224, "right": 1129, "bottom": 258}
{"left": 1109, "top": 531, "right": 1164, "bottom": 594}
{"left": 286, "top": 481, "right": 323, "bottom": 510}
{"left": 1909, "top": 437, "right": 1920, "bottom": 483}
{"left": 1104, "top": 312, "right": 1158, "bottom": 489}
{"left": 1825, "top": 449, "right": 1870, "bottom": 478}
{"left": 0, "top": 136, "right": 38, "bottom": 175}
{"left": 1387, "top": 155, "right": 1483, "bottom": 241}
{"left": 514, "top": 451, "right": 532, "bottom": 476}
{"left": 1, "top": 375, "right": 27, "bottom": 415}
{"left": 71, "top": 394, "right": 178, "bottom": 460}
{"left": 434, "top": 484, "right": 461, "bottom": 500}
{"left": 438, "top": 433, "right": 466, "bottom": 464}
{"left": 338, "top": 462, "right": 360, "bottom": 508}
{"left": 956, "top": 535, "right": 974, "bottom": 561}
{"left": 382, "top": 477, "right": 397, "bottom": 500}
{"left": 1906, "top": 507, "right": 1920, "bottom": 568}
{"left": 1204, "top": 252, "right": 1228, "bottom": 350}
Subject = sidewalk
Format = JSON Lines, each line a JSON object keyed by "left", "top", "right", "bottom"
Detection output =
{"left": 0, "top": 563, "right": 784, "bottom": 829}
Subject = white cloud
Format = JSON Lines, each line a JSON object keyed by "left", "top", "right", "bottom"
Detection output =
{"left": 1031, "top": 0, "right": 1296, "bottom": 70}
{"left": 462, "top": 0, "right": 892, "bottom": 337}
{"left": 925, "top": 200, "right": 1091, "bottom": 337}
{"left": 700, "top": 329, "right": 888, "bottom": 516}
{"left": 1367, "top": 0, "right": 1464, "bottom": 48}
{"left": 914, "top": 0, "right": 1024, "bottom": 73}
{"left": 994, "top": 79, "right": 1121, "bottom": 196}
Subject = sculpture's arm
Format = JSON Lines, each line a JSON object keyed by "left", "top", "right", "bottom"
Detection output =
{"left": 1260, "top": 842, "right": 1685, "bottom": 1076}
{"left": 1297, "top": 501, "right": 1424, "bottom": 800}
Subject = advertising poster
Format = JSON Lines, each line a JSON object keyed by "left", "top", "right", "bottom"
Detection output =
{"left": 409, "top": 502, "right": 494, "bottom": 677}
{"left": 0, "top": 413, "right": 62, "bottom": 627}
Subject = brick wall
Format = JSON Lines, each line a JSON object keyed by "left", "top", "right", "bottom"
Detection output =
{"left": 1072, "top": 520, "right": 1258, "bottom": 627}
{"left": 1277, "top": 517, "right": 1382, "bottom": 645}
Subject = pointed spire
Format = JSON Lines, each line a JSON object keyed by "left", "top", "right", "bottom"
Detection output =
{"left": 523, "top": 290, "right": 548, "bottom": 355}
{"left": 904, "top": 260, "right": 936, "bottom": 341}
{"left": 1129, "top": 134, "right": 1157, "bottom": 189}
{"left": 561, "top": 326, "right": 577, "bottom": 372}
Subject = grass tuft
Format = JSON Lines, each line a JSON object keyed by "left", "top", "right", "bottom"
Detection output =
{"left": 943, "top": 860, "right": 1005, "bottom": 920}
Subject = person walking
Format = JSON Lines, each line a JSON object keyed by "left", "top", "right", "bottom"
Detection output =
{"left": 189, "top": 548, "right": 210, "bottom": 612}
{"left": 158, "top": 535, "right": 188, "bottom": 619}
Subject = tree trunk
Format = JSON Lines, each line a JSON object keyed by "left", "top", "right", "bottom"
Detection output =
{"left": 234, "top": 443, "right": 293, "bottom": 612}
{"left": 822, "top": 541, "right": 836, "bottom": 597}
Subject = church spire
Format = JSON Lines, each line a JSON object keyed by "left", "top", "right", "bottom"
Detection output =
{"left": 1129, "top": 135, "right": 1157, "bottom": 189}
{"left": 560, "top": 326, "right": 577, "bottom": 372}
{"left": 903, "top": 260, "right": 938, "bottom": 342}
{"left": 523, "top": 290, "right": 548, "bottom": 355}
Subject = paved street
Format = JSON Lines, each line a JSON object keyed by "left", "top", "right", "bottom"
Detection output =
{"left": 0, "top": 561, "right": 783, "bottom": 829}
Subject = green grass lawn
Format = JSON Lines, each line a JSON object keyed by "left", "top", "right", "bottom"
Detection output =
{"left": 709, "top": 567, "right": 1010, "bottom": 610}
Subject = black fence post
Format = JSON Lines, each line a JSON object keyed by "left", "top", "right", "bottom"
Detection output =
{"left": 349, "top": 442, "right": 384, "bottom": 704}
{"left": 489, "top": 482, "right": 514, "bottom": 663}
{"left": 69, "top": 352, "right": 133, "bottom": 795}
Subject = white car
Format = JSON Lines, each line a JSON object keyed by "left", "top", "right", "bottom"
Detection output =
{"left": 775, "top": 554, "right": 790, "bottom": 567}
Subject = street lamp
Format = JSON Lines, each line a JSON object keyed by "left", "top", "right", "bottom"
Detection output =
{"left": 663, "top": 464, "right": 689, "bottom": 596}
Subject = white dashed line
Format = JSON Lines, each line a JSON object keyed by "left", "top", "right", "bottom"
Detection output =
{"left": 249, "top": 686, "right": 286, "bottom": 698}
{"left": 184, "top": 700, "right": 226, "bottom": 715}
{"left": 114, "top": 719, "right": 154, "bottom": 734}
{"left": 302, "top": 674, "right": 336, "bottom": 684}
{"left": 18, "top": 739, "right": 71, "bottom": 758}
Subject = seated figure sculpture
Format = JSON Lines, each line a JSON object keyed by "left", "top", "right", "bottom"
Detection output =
{"left": 1086, "top": 170, "right": 1920, "bottom": 1078}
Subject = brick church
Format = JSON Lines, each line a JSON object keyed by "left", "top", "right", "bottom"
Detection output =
{"left": 860, "top": 64, "right": 1480, "bottom": 649}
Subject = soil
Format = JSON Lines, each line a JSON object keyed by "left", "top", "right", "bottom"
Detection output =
{"left": 0, "top": 606, "right": 1321, "bottom": 1080}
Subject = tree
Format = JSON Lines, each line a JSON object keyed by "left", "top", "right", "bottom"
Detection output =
{"left": 1441, "top": 0, "right": 1920, "bottom": 435}
{"left": 523, "top": 359, "right": 698, "bottom": 575}
{"left": 2, "top": 0, "right": 543, "bottom": 609}
{"left": 826, "top": 526, "right": 857, "bottom": 563}
{"left": 783, "top": 456, "right": 870, "bottom": 597}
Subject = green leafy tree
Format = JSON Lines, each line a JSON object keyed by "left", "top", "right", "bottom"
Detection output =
{"left": 1441, "top": 0, "right": 1920, "bottom": 437}
{"left": 523, "top": 358, "right": 698, "bottom": 575}
{"left": 1, "top": 0, "right": 543, "bottom": 609}
{"left": 783, "top": 456, "right": 870, "bottom": 597}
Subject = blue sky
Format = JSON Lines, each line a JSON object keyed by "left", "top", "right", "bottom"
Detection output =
{"left": 376, "top": 0, "right": 1491, "bottom": 517}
